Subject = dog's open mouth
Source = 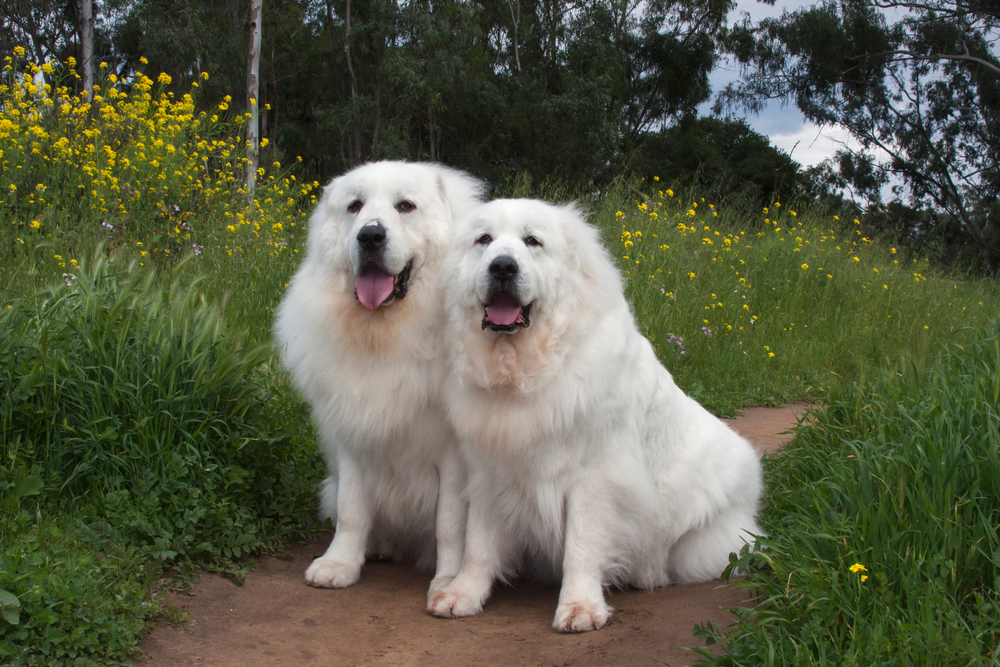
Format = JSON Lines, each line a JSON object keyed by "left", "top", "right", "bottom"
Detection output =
{"left": 482, "top": 292, "right": 530, "bottom": 332}
{"left": 355, "top": 260, "right": 412, "bottom": 309}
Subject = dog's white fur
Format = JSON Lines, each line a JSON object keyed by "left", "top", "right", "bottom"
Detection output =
{"left": 274, "top": 161, "right": 482, "bottom": 592}
{"left": 427, "top": 199, "right": 763, "bottom": 632}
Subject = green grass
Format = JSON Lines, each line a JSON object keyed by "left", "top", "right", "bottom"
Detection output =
{"left": 587, "top": 187, "right": 999, "bottom": 414}
{"left": 689, "top": 319, "right": 1000, "bottom": 665}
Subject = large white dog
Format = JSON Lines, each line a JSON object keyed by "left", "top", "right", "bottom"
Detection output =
{"left": 274, "top": 161, "right": 482, "bottom": 592}
{"left": 428, "top": 198, "right": 763, "bottom": 632}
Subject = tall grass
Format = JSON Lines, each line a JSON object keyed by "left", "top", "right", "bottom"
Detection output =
{"left": 0, "top": 255, "right": 322, "bottom": 666}
{"left": 693, "top": 320, "right": 1000, "bottom": 665}
{"left": 0, "top": 48, "right": 311, "bottom": 342}
{"left": 589, "top": 186, "right": 998, "bottom": 413}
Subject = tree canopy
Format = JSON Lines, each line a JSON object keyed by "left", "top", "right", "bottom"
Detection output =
{"left": 6, "top": 1, "right": 1000, "bottom": 272}
{"left": 719, "top": 0, "right": 1000, "bottom": 272}
{"left": 4, "top": 0, "right": 770, "bottom": 188}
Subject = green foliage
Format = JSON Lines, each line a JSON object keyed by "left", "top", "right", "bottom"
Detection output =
{"left": 0, "top": 516, "right": 159, "bottom": 667}
{"left": 720, "top": 0, "right": 1000, "bottom": 273}
{"left": 0, "top": 256, "right": 323, "bottom": 665}
{"left": 1, "top": 255, "right": 323, "bottom": 556}
{"left": 0, "top": 588, "right": 21, "bottom": 626}
{"left": 691, "top": 322, "right": 1000, "bottom": 665}
{"left": 635, "top": 117, "right": 802, "bottom": 204}
{"left": 54, "top": 0, "right": 734, "bottom": 187}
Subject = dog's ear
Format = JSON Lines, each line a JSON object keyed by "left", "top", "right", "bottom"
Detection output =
{"left": 558, "top": 203, "right": 622, "bottom": 296}
{"left": 436, "top": 167, "right": 485, "bottom": 223}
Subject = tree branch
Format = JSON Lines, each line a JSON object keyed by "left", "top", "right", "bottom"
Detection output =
{"left": 849, "top": 49, "right": 1000, "bottom": 77}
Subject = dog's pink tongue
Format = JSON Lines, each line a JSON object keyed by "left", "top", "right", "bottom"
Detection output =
{"left": 356, "top": 268, "right": 395, "bottom": 309}
{"left": 486, "top": 293, "right": 521, "bottom": 326}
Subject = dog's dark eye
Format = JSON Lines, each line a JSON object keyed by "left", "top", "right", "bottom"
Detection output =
{"left": 396, "top": 200, "right": 416, "bottom": 213}
{"left": 524, "top": 235, "right": 542, "bottom": 247}
{"left": 347, "top": 200, "right": 363, "bottom": 214}
{"left": 476, "top": 234, "right": 492, "bottom": 245}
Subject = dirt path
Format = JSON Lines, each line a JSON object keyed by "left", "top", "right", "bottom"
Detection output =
{"left": 140, "top": 403, "right": 809, "bottom": 667}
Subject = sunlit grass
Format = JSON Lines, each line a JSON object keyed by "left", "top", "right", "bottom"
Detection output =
{"left": 585, "top": 184, "right": 1000, "bottom": 414}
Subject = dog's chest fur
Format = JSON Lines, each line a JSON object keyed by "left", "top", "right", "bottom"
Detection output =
{"left": 279, "top": 266, "right": 447, "bottom": 449}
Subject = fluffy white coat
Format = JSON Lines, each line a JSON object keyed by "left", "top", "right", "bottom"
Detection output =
{"left": 274, "top": 161, "right": 482, "bottom": 592}
{"left": 428, "top": 199, "right": 763, "bottom": 632}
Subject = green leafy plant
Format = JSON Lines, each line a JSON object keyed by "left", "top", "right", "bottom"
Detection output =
{"left": 0, "top": 588, "right": 20, "bottom": 626}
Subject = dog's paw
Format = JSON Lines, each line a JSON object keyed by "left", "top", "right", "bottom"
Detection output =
{"left": 427, "top": 574, "right": 457, "bottom": 596}
{"left": 553, "top": 600, "right": 611, "bottom": 633}
{"left": 304, "top": 557, "right": 361, "bottom": 588}
{"left": 427, "top": 588, "right": 483, "bottom": 618}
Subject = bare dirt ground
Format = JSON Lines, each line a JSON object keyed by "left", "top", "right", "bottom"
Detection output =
{"left": 139, "top": 403, "right": 810, "bottom": 667}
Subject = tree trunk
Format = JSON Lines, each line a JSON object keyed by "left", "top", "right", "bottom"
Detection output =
{"left": 247, "top": 0, "right": 263, "bottom": 197}
{"left": 428, "top": 95, "right": 436, "bottom": 162}
{"left": 344, "top": 0, "right": 362, "bottom": 166}
{"left": 372, "top": 16, "right": 385, "bottom": 153}
{"left": 506, "top": 0, "right": 522, "bottom": 84}
{"left": 80, "top": 0, "right": 95, "bottom": 100}
{"left": 542, "top": 0, "right": 560, "bottom": 96}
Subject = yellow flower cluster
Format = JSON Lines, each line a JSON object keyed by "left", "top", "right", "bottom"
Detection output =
{"left": 1, "top": 49, "right": 315, "bottom": 271}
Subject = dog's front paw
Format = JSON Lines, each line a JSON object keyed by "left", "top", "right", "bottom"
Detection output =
{"left": 304, "top": 557, "right": 362, "bottom": 588}
{"left": 427, "top": 587, "right": 483, "bottom": 618}
{"left": 427, "top": 574, "right": 457, "bottom": 596}
{"left": 553, "top": 600, "right": 611, "bottom": 633}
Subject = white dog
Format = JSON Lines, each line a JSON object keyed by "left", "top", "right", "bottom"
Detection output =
{"left": 427, "top": 199, "right": 763, "bottom": 632}
{"left": 274, "top": 161, "right": 482, "bottom": 592}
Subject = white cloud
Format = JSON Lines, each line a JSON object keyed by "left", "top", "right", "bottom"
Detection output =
{"left": 706, "top": 1, "right": 863, "bottom": 167}
{"left": 770, "top": 123, "right": 847, "bottom": 167}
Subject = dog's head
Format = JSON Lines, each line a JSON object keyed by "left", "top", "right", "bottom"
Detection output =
{"left": 304, "top": 161, "right": 483, "bottom": 309}
{"left": 448, "top": 198, "right": 621, "bottom": 336}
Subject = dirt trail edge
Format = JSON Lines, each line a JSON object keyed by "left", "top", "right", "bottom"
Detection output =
{"left": 140, "top": 403, "right": 810, "bottom": 667}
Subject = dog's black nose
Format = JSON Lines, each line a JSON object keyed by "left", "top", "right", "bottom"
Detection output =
{"left": 357, "top": 222, "right": 387, "bottom": 253}
{"left": 489, "top": 256, "right": 519, "bottom": 280}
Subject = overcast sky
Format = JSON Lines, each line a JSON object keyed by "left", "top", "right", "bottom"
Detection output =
{"left": 705, "top": 0, "right": 858, "bottom": 168}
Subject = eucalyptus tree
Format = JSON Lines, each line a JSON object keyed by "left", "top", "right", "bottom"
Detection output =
{"left": 719, "top": 0, "right": 1000, "bottom": 272}
{"left": 618, "top": 0, "right": 733, "bottom": 143}
{"left": 1, "top": 0, "right": 81, "bottom": 65}
{"left": 246, "top": 0, "right": 262, "bottom": 194}
{"left": 80, "top": 0, "right": 94, "bottom": 97}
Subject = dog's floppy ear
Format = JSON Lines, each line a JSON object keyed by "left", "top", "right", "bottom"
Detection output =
{"left": 436, "top": 166, "right": 485, "bottom": 223}
{"left": 558, "top": 202, "right": 622, "bottom": 297}
{"left": 310, "top": 173, "right": 344, "bottom": 224}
